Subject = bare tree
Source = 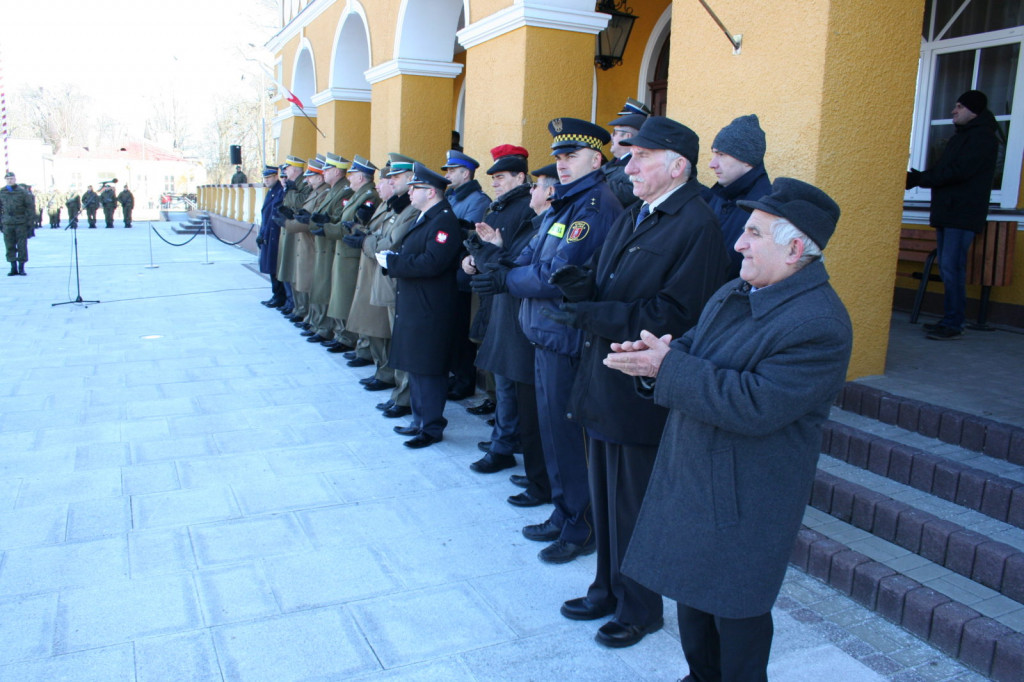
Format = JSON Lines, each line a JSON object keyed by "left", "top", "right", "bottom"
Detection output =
{"left": 9, "top": 83, "right": 91, "bottom": 153}
{"left": 145, "top": 91, "right": 191, "bottom": 152}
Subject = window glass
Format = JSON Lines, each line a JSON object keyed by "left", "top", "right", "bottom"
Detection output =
{"left": 944, "top": 0, "right": 1024, "bottom": 39}
{"left": 930, "top": 50, "right": 974, "bottom": 119}
{"left": 978, "top": 42, "right": 1019, "bottom": 115}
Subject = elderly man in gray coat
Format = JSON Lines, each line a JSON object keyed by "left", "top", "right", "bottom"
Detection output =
{"left": 605, "top": 177, "right": 853, "bottom": 682}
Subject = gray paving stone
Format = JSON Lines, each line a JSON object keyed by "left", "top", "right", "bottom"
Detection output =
{"left": 212, "top": 425, "right": 298, "bottom": 454}
{"left": 0, "top": 504, "right": 67, "bottom": 549}
{"left": 125, "top": 397, "right": 198, "bottom": 420}
{"left": 75, "top": 442, "right": 131, "bottom": 471}
{"left": 0, "top": 643, "right": 135, "bottom": 682}
{"left": 297, "top": 500, "right": 427, "bottom": 549}
{"left": 0, "top": 593, "right": 58, "bottom": 664}
{"left": 120, "top": 461, "right": 180, "bottom": 496}
{"left": 190, "top": 514, "right": 312, "bottom": 566}
{"left": 14, "top": 468, "right": 121, "bottom": 509}
{"left": 131, "top": 485, "right": 241, "bottom": 529}
{"left": 131, "top": 435, "right": 219, "bottom": 464}
{"left": 176, "top": 453, "right": 275, "bottom": 488}
{"left": 127, "top": 527, "right": 197, "bottom": 577}
{"left": 117, "top": 418, "right": 171, "bottom": 443}
{"left": 66, "top": 497, "right": 131, "bottom": 541}
{"left": 194, "top": 563, "right": 280, "bottom": 626}
{"left": 263, "top": 544, "right": 402, "bottom": 611}
{"left": 229, "top": 473, "right": 340, "bottom": 515}
{"left": 212, "top": 607, "right": 380, "bottom": 681}
{"left": 348, "top": 658, "right": 477, "bottom": 681}
{"left": 264, "top": 443, "right": 371, "bottom": 478}
{"left": 0, "top": 536, "right": 128, "bottom": 596}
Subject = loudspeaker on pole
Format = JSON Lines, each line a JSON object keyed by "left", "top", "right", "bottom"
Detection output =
{"left": 229, "top": 145, "right": 242, "bottom": 165}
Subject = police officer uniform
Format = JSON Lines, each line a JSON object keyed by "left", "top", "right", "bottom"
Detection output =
{"left": 384, "top": 163, "right": 463, "bottom": 448}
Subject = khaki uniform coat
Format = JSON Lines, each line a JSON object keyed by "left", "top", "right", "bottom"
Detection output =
{"left": 325, "top": 182, "right": 376, "bottom": 321}
{"left": 284, "top": 183, "right": 327, "bottom": 293}
{"left": 370, "top": 192, "right": 418, "bottom": 308}
{"left": 310, "top": 181, "right": 352, "bottom": 306}
{"left": 346, "top": 194, "right": 392, "bottom": 338}
{"left": 276, "top": 178, "right": 310, "bottom": 283}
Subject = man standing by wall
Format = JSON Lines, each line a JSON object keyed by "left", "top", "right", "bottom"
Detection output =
{"left": 117, "top": 185, "right": 135, "bottom": 228}
{"left": 607, "top": 178, "right": 852, "bottom": 681}
{"left": 906, "top": 90, "right": 1000, "bottom": 340}
{"left": 1, "top": 172, "right": 34, "bottom": 276}
{"left": 231, "top": 166, "right": 248, "bottom": 184}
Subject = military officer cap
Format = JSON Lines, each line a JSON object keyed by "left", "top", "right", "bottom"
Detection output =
{"left": 548, "top": 117, "right": 611, "bottom": 155}
{"left": 303, "top": 158, "right": 325, "bottom": 176}
{"left": 323, "top": 153, "right": 351, "bottom": 171}
{"left": 261, "top": 165, "right": 279, "bottom": 177}
{"left": 351, "top": 155, "right": 377, "bottom": 176}
{"left": 440, "top": 149, "right": 480, "bottom": 171}
{"left": 531, "top": 163, "right": 559, "bottom": 180}
{"left": 4, "top": 171, "right": 15, "bottom": 178}
{"left": 608, "top": 97, "right": 652, "bottom": 130}
{"left": 408, "top": 162, "right": 451, "bottom": 191}
{"left": 385, "top": 153, "right": 416, "bottom": 177}
{"left": 487, "top": 145, "right": 530, "bottom": 175}
{"left": 621, "top": 116, "right": 700, "bottom": 169}
{"left": 284, "top": 155, "right": 306, "bottom": 168}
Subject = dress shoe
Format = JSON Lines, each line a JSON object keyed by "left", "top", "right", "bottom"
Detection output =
{"left": 595, "top": 618, "right": 664, "bottom": 648}
{"left": 292, "top": 320, "right": 306, "bottom": 328}
{"left": 343, "top": 351, "right": 358, "bottom": 360}
{"left": 922, "top": 322, "right": 942, "bottom": 332}
{"left": 364, "top": 378, "right": 396, "bottom": 391}
{"left": 383, "top": 405, "right": 412, "bottom": 418}
{"left": 466, "top": 399, "right": 496, "bottom": 415}
{"left": 307, "top": 335, "right": 329, "bottom": 343}
{"left": 538, "top": 539, "right": 596, "bottom": 564}
{"left": 332, "top": 343, "right": 355, "bottom": 353}
{"left": 522, "top": 519, "right": 561, "bottom": 542}
{"left": 279, "top": 307, "right": 294, "bottom": 316}
{"left": 347, "top": 357, "right": 373, "bottom": 367}
{"left": 287, "top": 314, "right": 304, "bottom": 323}
{"left": 320, "top": 339, "right": 337, "bottom": 347}
{"left": 447, "top": 389, "right": 475, "bottom": 401}
{"left": 509, "top": 474, "right": 529, "bottom": 489}
{"left": 927, "top": 325, "right": 963, "bottom": 340}
{"left": 361, "top": 376, "right": 376, "bottom": 385}
{"left": 376, "top": 400, "right": 394, "bottom": 411}
{"left": 260, "top": 298, "right": 275, "bottom": 306}
{"left": 507, "top": 490, "right": 549, "bottom": 507}
{"left": 327, "top": 344, "right": 348, "bottom": 353}
{"left": 404, "top": 433, "right": 441, "bottom": 449}
{"left": 393, "top": 424, "right": 419, "bottom": 436}
{"left": 470, "top": 452, "right": 516, "bottom": 474}
{"left": 486, "top": 418, "right": 495, "bottom": 427}
{"left": 477, "top": 441, "right": 492, "bottom": 453}
{"left": 560, "top": 597, "right": 615, "bottom": 621}
{"left": 300, "top": 329, "right": 316, "bottom": 337}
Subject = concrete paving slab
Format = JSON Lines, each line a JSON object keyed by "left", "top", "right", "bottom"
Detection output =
{"left": 176, "top": 453, "right": 276, "bottom": 488}
{"left": 229, "top": 472, "right": 340, "bottom": 515}
{"left": 348, "top": 658, "right": 478, "bottom": 681}
{"left": 189, "top": 513, "right": 312, "bottom": 566}
{"left": 194, "top": 563, "right": 280, "bottom": 626}
{"left": 263, "top": 544, "right": 402, "bottom": 611}
{"left": 127, "top": 527, "right": 197, "bottom": 578}
{"left": 0, "top": 644, "right": 135, "bottom": 682}
{"left": 66, "top": 496, "right": 132, "bottom": 541}
{"left": 15, "top": 468, "right": 122, "bottom": 509}
{"left": 0, "top": 504, "right": 67, "bottom": 549}
{"left": 0, "top": 536, "right": 128, "bottom": 596}
{"left": 75, "top": 441, "right": 132, "bottom": 470}
{"left": 133, "top": 630, "right": 222, "bottom": 682}
{"left": 0, "top": 593, "right": 58, "bottom": 664}
{"left": 131, "top": 485, "right": 241, "bottom": 529}
{"left": 120, "top": 461, "right": 180, "bottom": 496}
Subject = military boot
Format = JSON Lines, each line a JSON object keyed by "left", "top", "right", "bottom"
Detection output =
{"left": 8, "top": 262, "right": 17, "bottom": 276}
{"left": 17, "top": 262, "right": 26, "bottom": 276}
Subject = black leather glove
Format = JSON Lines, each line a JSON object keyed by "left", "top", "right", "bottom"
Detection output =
{"left": 540, "top": 302, "right": 580, "bottom": 327}
{"left": 278, "top": 205, "right": 294, "bottom": 220}
{"left": 310, "top": 227, "right": 325, "bottom": 236}
{"left": 294, "top": 209, "right": 311, "bottom": 224}
{"left": 256, "top": 235, "right": 264, "bottom": 247}
{"left": 549, "top": 265, "right": 595, "bottom": 302}
{"left": 906, "top": 170, "right": 922, "bottom": 190}
{"left": 341, "top": 220, "right": 356, "bottom": 233}
{"left": 342, "top": 233, "right": 366, "bottom": 248}
{"left": 470, "top": 262, "right": 509, "bottom": 295}
{"left": 310, "top": 212, "right": 328, "bottom": 224}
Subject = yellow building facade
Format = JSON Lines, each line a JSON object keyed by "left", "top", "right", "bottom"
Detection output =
{"left": 202, "top": 0, "right": 1024, "bottom": 379}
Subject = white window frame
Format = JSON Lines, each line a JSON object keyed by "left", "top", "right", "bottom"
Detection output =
{"left": 906, "top": 23, "right": 1024, "bottom": 212}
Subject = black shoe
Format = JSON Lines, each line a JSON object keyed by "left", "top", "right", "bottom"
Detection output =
{"left": 477, "top": 441, "right": 492, "bottom": 453}
{"left": 343, "top": 351, "right": 358, "bottom": 360}
{"left": 509, "top": 474, "right": 529, "bottom": 489}
{"left": 327, "top": 344, "right": 349, "bottom": 354}
{"left": 470, "top": 452, "right": 516, "bottom": 474}
{"left": 560, "top": 597, "right": 615, "bottom": 621}
{"left": 294, "top": 321, "right": 309, "bottom": 328}
{"left": 486, "top": 418, "right": 495, "bottom": 427}
{"left": 320, "top": 339, "right": 338, "bottom": 347}
{"left": 466, "top": 399, "right": 497, "bottom": 415}
{"left": 393, "top": 425, "right": 419, "bottom": 436}
{"left": 383, "top": 405, "right": 412, "bottom": 418}
{"left": 364, "top": 378, "right": 395, "bottom": 391}
{"left": 507, "top": 491, "right": 549, "bottom": 507}
{"left": 347, "top": 357, "right": 373, "bottom": 367}
{"left": 922, "top": 322, "right": 942, "bottom": 332}
{"left": 261, "top": 298, "right": 275, "bottom": 307}
{"left": 595, "top": 618, "right": 664, "bottom": 648}
{"left": 376, "top": 400, "right": 394, "bottom": 411}
{"left": 306, "top": 335, "right": 328, "bottom": 343}
{"left": 279, "top": 307, "right": 293, "bottom": 316}
{"left": 360, "top": 376, "right": 376, "bottom": 385}
{"left": 300, "top": 329, "right": 317, "bottom": 337}
{"left": 404, "top": 433, "right": 441, "bottom": 449}
{"left": 539, "top": 539, "right": 596, "bottom": 564}
{"left": 522, "top": 519, "right": 561, "bottom": 542}
{"left": 447, "top": 389, "right": 475, "bottom": 401}
{"left": 927, "top": 326, "right": 963, "bottom": 340}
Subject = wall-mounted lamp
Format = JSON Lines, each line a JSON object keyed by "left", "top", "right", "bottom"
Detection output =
{"left": 595, "top": 0, "right": 639, "bottom": 71}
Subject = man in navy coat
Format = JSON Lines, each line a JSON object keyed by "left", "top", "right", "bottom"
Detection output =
{"left": 257, "top": 165, "right": 286, "bottom": 308}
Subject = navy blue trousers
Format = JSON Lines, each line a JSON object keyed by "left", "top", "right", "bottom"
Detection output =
{"left": 408, "top": 372, "right": 448, "bottom": 439}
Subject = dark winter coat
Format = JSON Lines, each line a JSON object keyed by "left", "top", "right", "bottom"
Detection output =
{"left": 446, "top": 179, "right": 490, "bottom": 228}
{"left": 702, "top": 164, "right": 772, "bottom": 278}
{"left": 386, "top": 200, "right": 463, "bottom": 375}
{"left": 602, "top": 154, "right": 639, "bottom": 210}
{"left": 567, "top": 181, "right": 731, "bottom": 445}
{"left": 912, "top": 110, "right": 999, "bottom": 232}
{"left": 506, "top": 169, "right": 622, "bottom": 357}
{"left": 258, "top": 180, "right": 284, "bottom": 275}
{"left": 473, "top": 193, "right": 542, "bottom": 385}
{"left": 622, "top": 260, "right": 853, "bottom": 619}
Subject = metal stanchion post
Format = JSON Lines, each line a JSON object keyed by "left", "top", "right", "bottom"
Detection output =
{"left": 146, "top": 221, "right": 159, "bottom": 268}
{"left": 203, "top": 216, "right": 213, "bottom": 265}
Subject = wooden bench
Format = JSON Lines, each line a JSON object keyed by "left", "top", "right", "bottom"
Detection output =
{"left": 898, "top": 221, "right": 1017, "bottom": 326}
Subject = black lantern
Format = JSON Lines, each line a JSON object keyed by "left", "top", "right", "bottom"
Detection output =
{"left": 595, "top": 1, "right": 638, "bottom": 70}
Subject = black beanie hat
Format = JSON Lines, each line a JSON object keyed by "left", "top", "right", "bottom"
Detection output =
{"left": 712, "top": 114, "right": 766, "bottom": 167}
{"left": 957, "top": 90, "right": 988, "bottom": 115}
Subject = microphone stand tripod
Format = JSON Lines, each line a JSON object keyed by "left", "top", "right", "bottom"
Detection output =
{"left": 52, "top": 218, "right": 99, "bottom": 307}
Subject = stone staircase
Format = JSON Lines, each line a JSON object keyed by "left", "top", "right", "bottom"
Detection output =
{"left": 174, "top": 211, "right": 211, "bottom": 234}
{"left": 790, "top": 382, "right": 1024, "bottom": 680}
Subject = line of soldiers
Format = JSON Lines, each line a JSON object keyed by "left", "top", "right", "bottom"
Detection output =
{"left": 254, "top": 101, "right": 833, "bottom": 676}
{"left": 15, "top": 184, "right": 135, "bottom": 230}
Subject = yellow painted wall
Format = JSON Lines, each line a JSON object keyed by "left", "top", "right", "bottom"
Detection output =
{"left": 318, "top": 100, "right": 372, "bottom": 161}
{"left": 666, "top": 0, "right": 924, "bottom": 379}
{"left": 470, "top": 0, "right": 515, "bottom": 23}
{"left": 278, "top": 116, "right": 319, "bottom": 163}
{"left": 366, "top": 0, "right": 402, "bottom": 66}
{"left": 304, "top": 2, "right": 345, "bottom": 92}
{"left": 369, "top": 75, "right": 453, "bottom": 166}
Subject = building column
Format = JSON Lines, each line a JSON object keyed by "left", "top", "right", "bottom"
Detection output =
{"left": 666, "top": 0, "right": 922, "bottom": 378}
{"left": 457, "top": 4, "right": 610, "bottom": 163}
{"left": 275, "top": 103, "right": 319, "bottom": 163}
{"left": 312, "top": 89, "right": 372, "bottom": 160}
{"left": 365, "top": 60, "right": 464, "bottom": 165}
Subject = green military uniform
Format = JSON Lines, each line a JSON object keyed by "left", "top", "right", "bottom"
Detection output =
{"left": 276, "top": 167, "right": 311, "bottom": 302}
{"left": 307, "top": 175, "right": 353, "bottom": 341}
{"left": 1, "top": 177, "right": 35, "bottom": 275}
{"left": 325, "top": 180, "right": 378, "bottom": 343}
{"left": 117, "top": 187, "right": 134, "bottom": 227}
{"left": 344, "top": 186, "right": 393, "bottom": 379}
{"left": 99, "top": 185, "right": 117, "bottom": 227}
{"left": 46, "top": 189, "right": 64, "bottom": 228}
{"left": 82, "top": 188, "right": 100, "bottom": 228}
{"left": 65, "top": 191, "right": 82, "bottom": 228}
{"left": 282, "top": 172, "right": 326, "bottom": 316}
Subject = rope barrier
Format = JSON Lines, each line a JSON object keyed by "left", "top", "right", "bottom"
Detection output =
{"left": 149, "top": 223, "right": 202, "bottom": 247}
{"left": 207, "top": 222, "right": 256, "bottom": 246}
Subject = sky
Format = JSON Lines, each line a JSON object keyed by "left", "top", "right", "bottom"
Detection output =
{"left": 2, "top": 0, "right": 278, "bottom": 142}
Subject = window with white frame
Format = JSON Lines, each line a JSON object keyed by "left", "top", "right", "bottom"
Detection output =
{"left": 907, "top": 0, "right": 1024, "bottom": 210}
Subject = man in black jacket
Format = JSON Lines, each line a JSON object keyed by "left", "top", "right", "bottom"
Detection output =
{"left": 907, "top": 90, "right": 999, "bottom": 340}
{"left": 546, "top": 116, "right": 731, "bottom": 648}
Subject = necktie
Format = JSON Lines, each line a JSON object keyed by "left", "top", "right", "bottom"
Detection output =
{"left": 635, "top": 203, "right": 650, "bottom": 230}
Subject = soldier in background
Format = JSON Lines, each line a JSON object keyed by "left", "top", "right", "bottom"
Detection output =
{"left": 82, "top": 185, "right": 100, "bottom": 228}
{"left": 231, "top": 165, "right": 248, "bottom": 184}
{"left": 118, "top": 185, "right": 135, "bottom": 228}
{"left": 65, "top": 188, "right": 82, "bottom": 228}
{"left": 1, "top": 171, "right": 34, "bottom": 275}
{"left": 99, "top": 183, "right": 117, "bottom": 228}
{"left": 46, "top": 187, "right": 64, "bottom": 228}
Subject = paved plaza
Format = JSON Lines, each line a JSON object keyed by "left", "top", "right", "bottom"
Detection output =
{"left": 0, "top": 224, "right": 991, "bottom": 680}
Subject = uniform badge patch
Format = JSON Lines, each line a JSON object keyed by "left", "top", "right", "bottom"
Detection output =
{"left": 567, "top": 221, "right": 590, "bottom": 242}
{"left": 547, "top": 222, "right": 566, "bottom": 238}
{"left": 435, "top": 231, "right": 449, "bottom": 244}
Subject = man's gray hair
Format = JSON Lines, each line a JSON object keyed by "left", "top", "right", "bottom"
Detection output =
{"left": 771, "top": 218, "right": 822, "bottom": 266}
{"left": 662, "top": 149, "right": 690, "bottom": 181}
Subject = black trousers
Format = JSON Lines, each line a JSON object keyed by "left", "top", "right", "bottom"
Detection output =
{"left": 585, "top": 438, "right": 662, "bottom": 627}
{"left": 515, "top": 380, "right": 549, "bottom": 501}
{"left": 408, "top": 371, "right": 448, "bottom": 438}
{"left": 677, "top": 604, "right": 773, "bottom": 682}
